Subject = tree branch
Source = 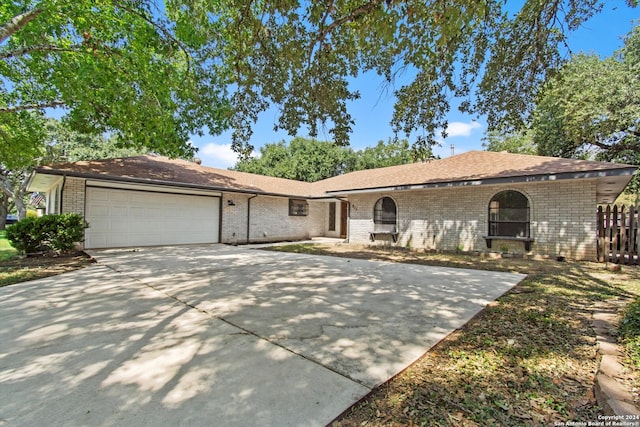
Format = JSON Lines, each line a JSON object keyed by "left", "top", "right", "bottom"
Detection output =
{"left": 113, "top": 1, "right": 192, "bottom": 78}
{"left": 0, "top": 45, "right": 85, "bottom": 60}
{"left": 309, "top": 0, "right": 384, "bottom": 66}
{"left": 0, "top": 101, "right": 66, "bottom": 113}
{"left": 589, "top": 133, "right": 640, "bottom": 155}
{"left": 316, "top": 0, "right": 384, "bottom": 42}
{"left": 0, "top": 9, "right": 43, "bottom": 44}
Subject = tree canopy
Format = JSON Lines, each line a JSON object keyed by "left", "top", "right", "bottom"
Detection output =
{"left": 2, "top": 0, "right": 638, "bottom": 163}
{"left": 233, "top": 137, "right": 419, "bottom": 182}
{"left": 1, "top": 0, "right": 229, "bottom": 167}
{"left": 532, "top": 24, "right": 640, "bottom": 165}
{"left": 0, "top": 119, "right": 148, "bottom": 229}
{"left": 485, "top": 23, "right": 640, "bottom": 196}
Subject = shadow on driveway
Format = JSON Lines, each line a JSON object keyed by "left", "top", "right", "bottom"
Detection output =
{"left": 0, "top": 244, "right": 525, "bottom": 426}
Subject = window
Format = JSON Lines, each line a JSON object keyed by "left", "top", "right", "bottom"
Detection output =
{"left": 374, "top": 197, "right": 397, "bottom": 225}
{"left": 289, "top": 199, "right": 309, "bottom": 216}
{"left": 328, "top": 202, "right": 336, "bottom": 231}
{"left": 488, "top": 191, "right": 530, "bottom": 237}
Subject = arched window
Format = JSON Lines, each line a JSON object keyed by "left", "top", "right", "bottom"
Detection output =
{"left": 488, "top": 191, "right": 530, "bottom": 237}
{"left": 374, "top": 197, "right": 397, "bottom": 225}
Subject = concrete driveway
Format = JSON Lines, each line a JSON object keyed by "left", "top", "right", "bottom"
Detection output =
{"left": 1, "top": 244, "right": 525, "bottom": 426}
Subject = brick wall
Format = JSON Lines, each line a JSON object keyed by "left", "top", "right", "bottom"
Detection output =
{"left": 347, "top": 179, "right": 598, "bottom": 260}
{"left": 220, "top": 193, "right": 325, "bottom": 244}
{"left": 61, "top": 177, "right": 86, "bottom": 217}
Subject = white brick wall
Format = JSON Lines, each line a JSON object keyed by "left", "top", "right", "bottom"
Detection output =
{"left": 220, "top": 193, "right": 325, "bottom": 243}
{"left": 57, "top": 176, "right": 599, "bottom": 259}
{"left": 347, "top": 179, "right": 598, "bottom": 260}
{"left": 61, "top": 177, "right": 86, "bottom": 217}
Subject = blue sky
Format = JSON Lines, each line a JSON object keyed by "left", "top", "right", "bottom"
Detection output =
{"left": 193, "top": 2, "right": 639, "bottom": 169}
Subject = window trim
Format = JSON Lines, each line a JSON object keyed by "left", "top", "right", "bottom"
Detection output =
{"left": 373, "top": 196, "right": 397, "bottom": 225}
{"left": 289, "top": 198, "right": 309, "bottom": 216}
{"left": 487, "top": 190, "right": 530, "bottom": 238}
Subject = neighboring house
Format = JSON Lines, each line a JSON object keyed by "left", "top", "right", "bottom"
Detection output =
{"left": 27, "top": 151, "right": 637, "bottom": 260}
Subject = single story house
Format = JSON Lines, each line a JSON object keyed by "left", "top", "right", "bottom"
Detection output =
{"left": 27, "top": 150, "right": 637, "bottom": 260}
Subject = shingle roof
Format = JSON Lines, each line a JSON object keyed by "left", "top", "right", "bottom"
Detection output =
{"left": 35, "top": 155, "right": 315, "bottom": 197}
{"left": 34, "top": 151, "right": 636, "bottom": 198}
{"left": 313, "top": 150, "right": 637, "bottom": 194}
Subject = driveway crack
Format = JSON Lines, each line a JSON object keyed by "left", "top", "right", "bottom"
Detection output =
{"left": 100, "top": 263, "right": 370, "bottom": 389}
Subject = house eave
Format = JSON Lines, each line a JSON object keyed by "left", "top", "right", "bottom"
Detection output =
{"left": 325, "top": 167, "right": 638, "bottom": 199}
{"left": 29, "top": 169, "right": 317, "bottom": 199}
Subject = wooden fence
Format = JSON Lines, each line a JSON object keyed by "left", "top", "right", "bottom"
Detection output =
{"left": 597, "top": 205, "right": 639, "bottom": 264}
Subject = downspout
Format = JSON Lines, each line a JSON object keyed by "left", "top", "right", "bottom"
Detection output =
{"left": 218, "top": 194, "right": 223, "bottom": 243}
{"left": 58, "top": 174, "right": 67, "bottom": 214}
{"left": 246, "top": 194, "right": 258, "bottom": 244}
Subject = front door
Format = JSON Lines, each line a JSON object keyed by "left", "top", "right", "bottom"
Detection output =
{"left": 340, "top": 201, "right": 348, "bottom": 238}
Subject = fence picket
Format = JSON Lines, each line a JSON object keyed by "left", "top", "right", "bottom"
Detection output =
{"left": 620, "top": 205, "right": 628, "bottom": 262}
{"left": 597, "top": 204, "right": 639, "bottom": 265}
{"left": 632, "top": 206, "right": 639, "bottom": 262}
{"left": 597, "top": 206, "right": 605, "bottom": 262}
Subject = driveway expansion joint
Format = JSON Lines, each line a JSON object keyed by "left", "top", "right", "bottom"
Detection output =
{"left": 100, "top": 261, "right": 372, "bottom": 389}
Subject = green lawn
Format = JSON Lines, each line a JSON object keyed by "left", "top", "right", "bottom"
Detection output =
{"left": 0, "top": 230, "right": 17, "bottom": 261}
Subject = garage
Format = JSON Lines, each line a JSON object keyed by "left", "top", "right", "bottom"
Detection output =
{"left": 85, "top": 186, "right": 220, "bottom": 249}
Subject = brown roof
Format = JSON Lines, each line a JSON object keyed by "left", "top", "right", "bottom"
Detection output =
{"left": 35, "top": 155, "right": 315, "bottom": 197}
{"left": 313, "top": 150, "right": 637, "bottom": 193}
{"left": 34, "top": 151, "right": 636, "bottom": 198}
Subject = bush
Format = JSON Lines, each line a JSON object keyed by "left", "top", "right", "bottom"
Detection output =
{"left": 619, "top": 298, "right": 640, "bottom": 369}
{"left": 5, "top": 213, "right": 87, "bottom": 253}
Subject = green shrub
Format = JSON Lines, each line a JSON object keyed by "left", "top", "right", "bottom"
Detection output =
{"left": 5, "top": 213, "right": 87, "bottom": 253}
{"left": 619, "top": 298, "right": 640, "bottom": 369}
{"left": 49, "top": 213, "right": 86, "bottom": 251}
{"left": 5, "top": 216, "right": 47, "bottom": 253}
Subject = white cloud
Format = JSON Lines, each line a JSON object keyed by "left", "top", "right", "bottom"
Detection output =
{"left": 444, "top": 121, "right": 482, "bottom": 138}
{"left": 199, "top": 142, "right": 239, "bottom": 169}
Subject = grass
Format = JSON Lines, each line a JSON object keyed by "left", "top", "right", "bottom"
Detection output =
{"left": 619, "top": 298, "right": 640, "bottom": 372}
{"left": 0, "top": 230, "right": 18, "bottom": 261}
{"left": 266, "top": 243, "right": 640, "bottom": 425}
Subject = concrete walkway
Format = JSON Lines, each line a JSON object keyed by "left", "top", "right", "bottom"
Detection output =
{"left": 0, "top": 244, "right": 526, "bottom": 426}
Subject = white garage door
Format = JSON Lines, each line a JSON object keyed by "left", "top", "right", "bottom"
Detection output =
{"left": 85, "top": 187, "right": 220, "bottom": 249}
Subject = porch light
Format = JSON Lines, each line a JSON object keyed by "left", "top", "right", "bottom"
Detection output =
{"left": 227, "top": 200, "right": 236, "bottom": 206}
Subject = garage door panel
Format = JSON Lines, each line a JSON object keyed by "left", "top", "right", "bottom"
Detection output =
{"left": 85, "top": 187, "right": 220, "bottom": 249}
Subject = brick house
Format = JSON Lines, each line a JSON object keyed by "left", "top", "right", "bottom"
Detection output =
{"left": 27, "top": 151, "right": 637, "bottom": 260}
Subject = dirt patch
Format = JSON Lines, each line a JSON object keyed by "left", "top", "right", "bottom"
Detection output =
{"left": 0, "top": 251, "right": 96, "bottom": 287}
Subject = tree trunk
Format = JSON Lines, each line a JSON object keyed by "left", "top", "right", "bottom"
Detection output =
{"left": 0, "top": 197, "right": 7, "bottom": 230}
{"left": 15, "top": 197, "right": 26, "bottom": 220}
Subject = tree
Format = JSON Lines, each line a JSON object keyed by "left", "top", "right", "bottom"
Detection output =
{"left": 41, "top": 119, "right": 146, "bottom": 162}
{"left": 0, "top": 119, "right": 147, "bottom": 230}
{"left": 234, "top": 137, "right": 356, "bottom": 182}
{"left": 482, "top": 130, "right": 537, "bottom": 155}
{"left": 354, "top": 138, "right": 424, "bottom": 170}
{"left": 531, "top": 24, "right": 640, "bottom": 193}
{"left": 233, "top": 137, "right": 417, "bottom": 181}
{"left": 0, "top": 168, "right": 30, "bottom": 229}
{"left": 1, "top": 0, "right": 229, "bottom": 164}
{"left": 3, "top": 1, "right": 637, "bottom": 161}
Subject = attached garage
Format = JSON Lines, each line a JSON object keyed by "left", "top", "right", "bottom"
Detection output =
{"left": 85, "top": 185, "right": 220, "bottom": 249}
